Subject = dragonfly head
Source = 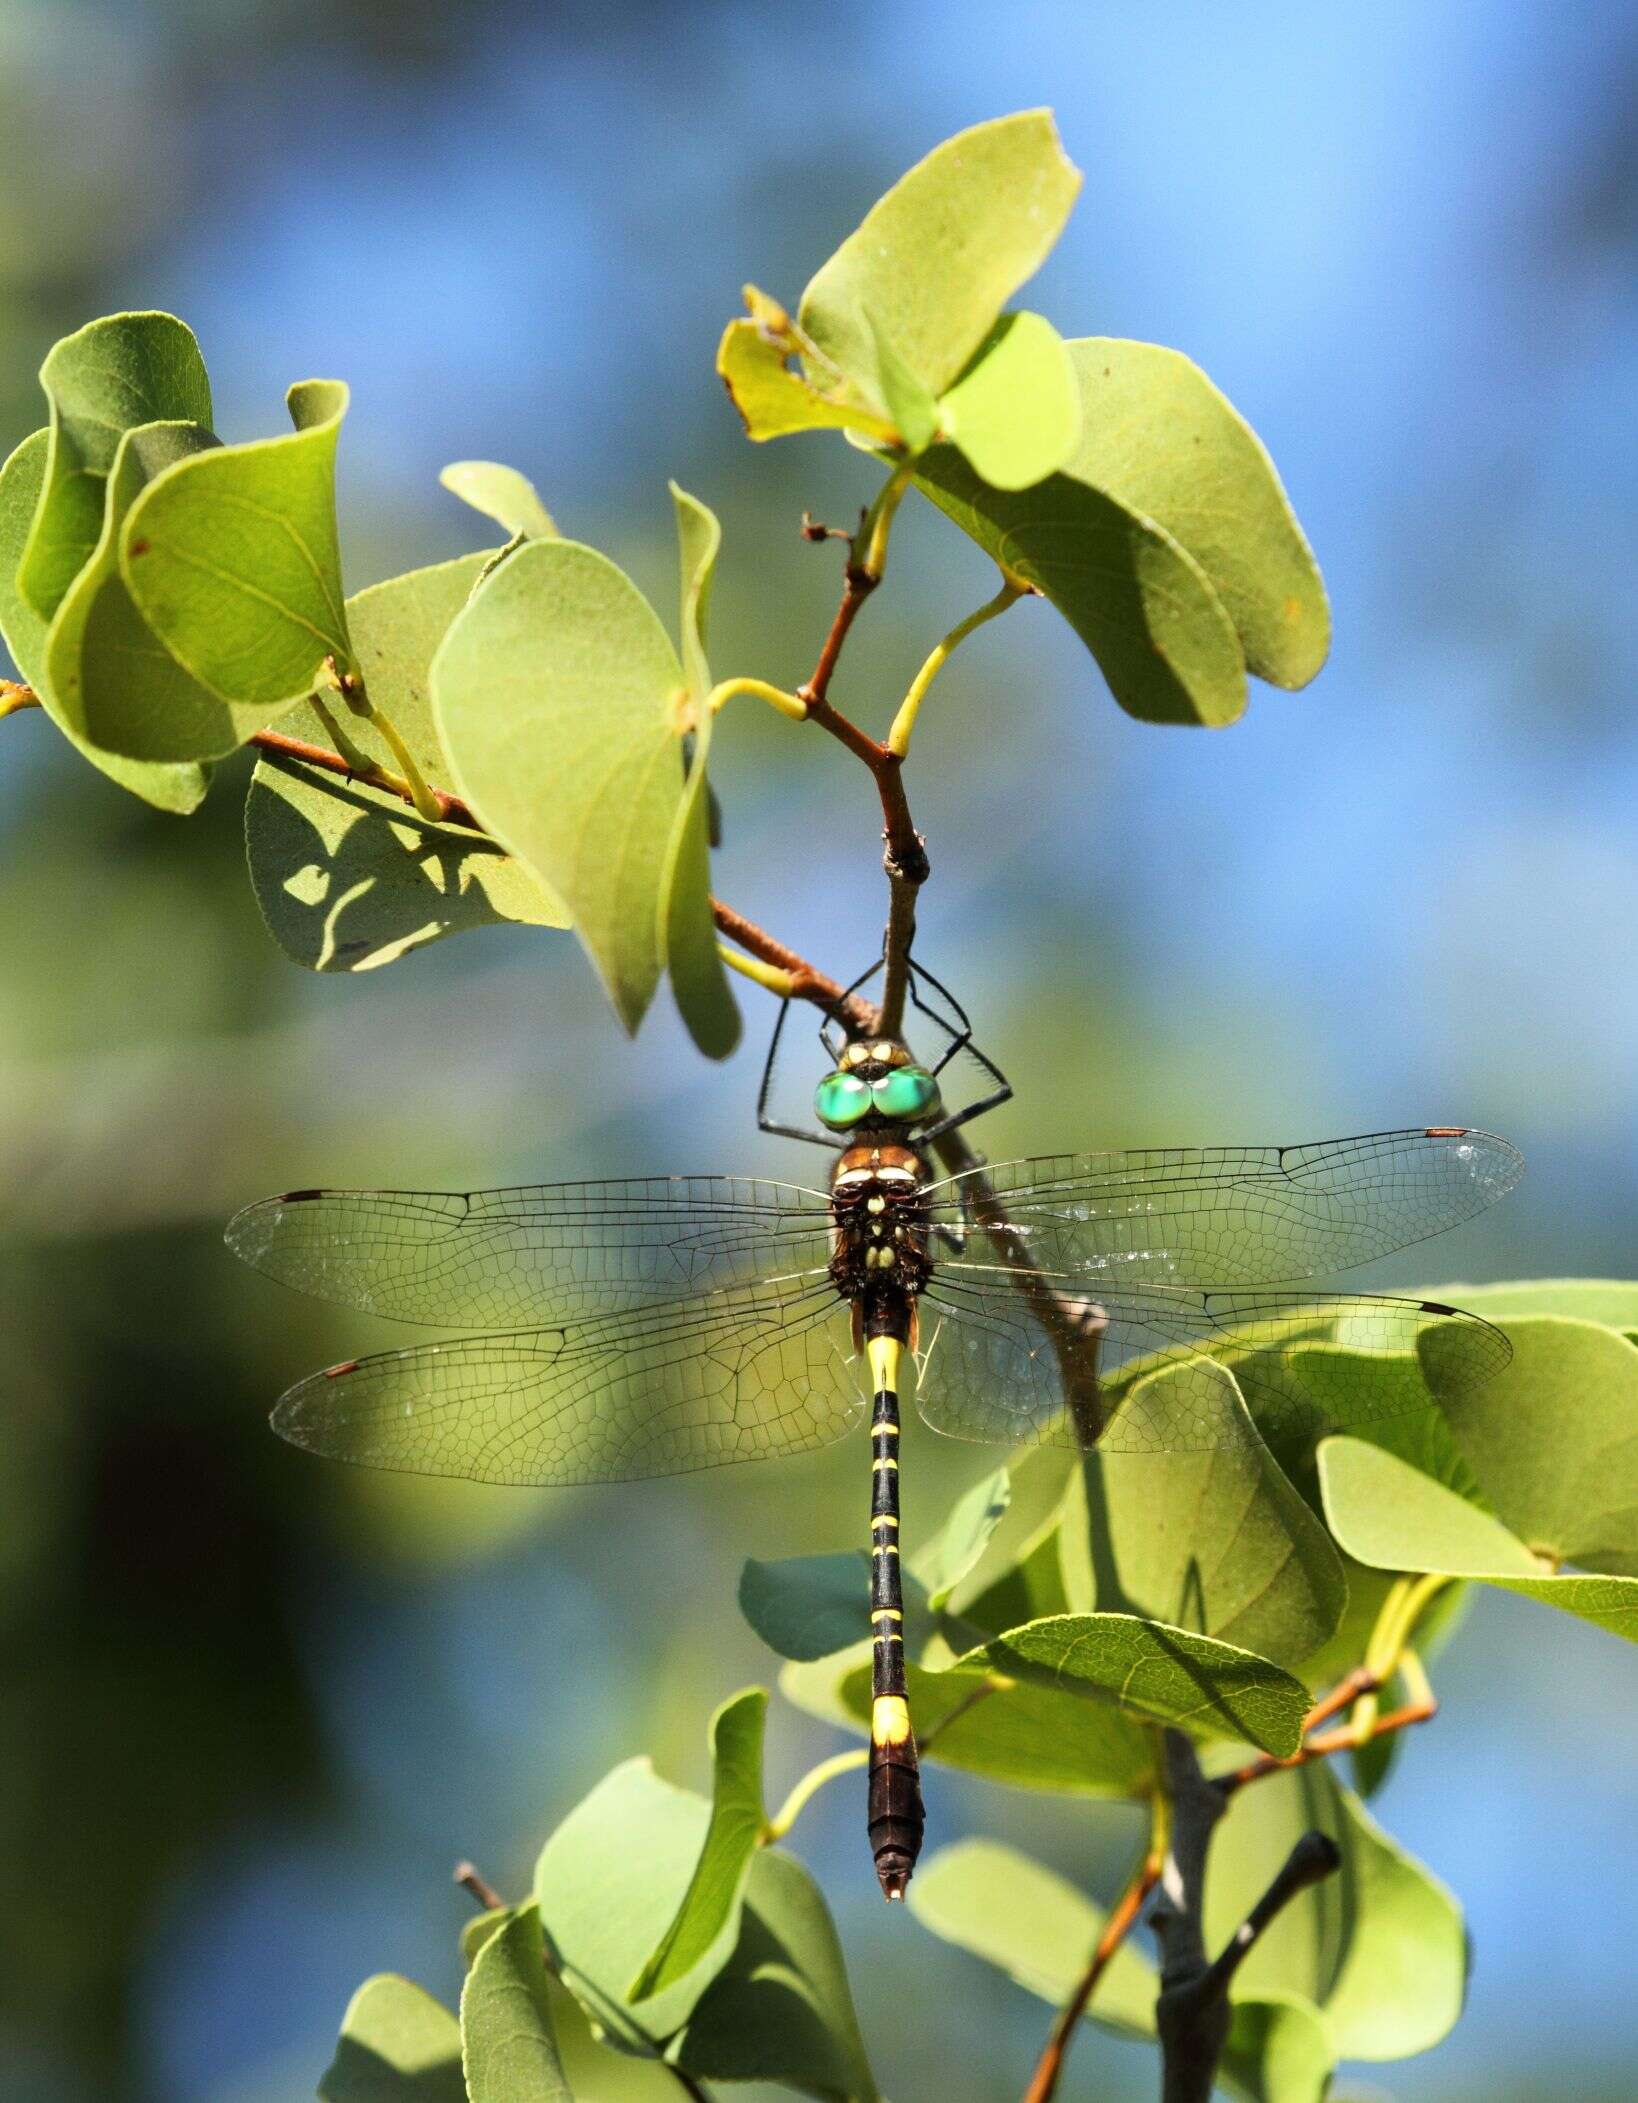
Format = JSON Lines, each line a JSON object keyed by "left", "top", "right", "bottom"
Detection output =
{"left": 814, "top": 1038, "right": 943, "bottom": 1133}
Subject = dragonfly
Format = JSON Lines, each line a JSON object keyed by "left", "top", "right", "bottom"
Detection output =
{"left": 227, "top": 961, "right": 1522, "bottom": 1901}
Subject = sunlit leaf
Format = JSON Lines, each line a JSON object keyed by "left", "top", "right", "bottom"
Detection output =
{"left": 1319, "top": 1437, "right": 1638, "bottom": 1643}
{"left": 799, "top": 111, "right": 1081, "bottom": 402}
{"left": 18, "top": 310, "right": 212, "bottom": 620}
{"left": 1205, "top": 1764, "right": 1465, "bottom": 2061}
{"left": 1057, "top": 1360, "right": 1347, "bottom": 1669}
{"left": 460, "top": 1902, "right": 569, "bottom": 2102}
{"left": 121, "top": 378, "right": 354, "bottom": 714}
{"left": 319, "top": 1974, "right": 465, "bottom": 2102}
{"left": 715, "top": 315, "right": 893, "bottom": 443}
{"left": 863, "top": 309, "right": 939, "bottom": 453}
{"left": 937, "top": 312, "right": 1082, "bottom": 490}
{"left": 910, "top": 1841, "right": 1334, "bottom": 2103}
{"left": 1423, "top": 1278, "right": 1638, "bottom": 1328}
{"left": 631, "top": 1688, "right": 767, "bottom": 2001}
{"left": 247, "top": 554, "right": 567, "bottom": 972}
{"left": 440, "top": 459, "right": 558, "bottom": 539}
{"left": 659, "top": 484, "right": 738, "bottom": 1057}
{"left": 0, "top": 427, "right": 207, "bottom": 811}
{"left": 1065, "top": 338, "right": 1329, "bottom": 686}
{"left": 433, "top": 538, "right": 684, "bottom": 1033}
{"left": 912, "top": 1463, "right": 1012, "bottom": 1610}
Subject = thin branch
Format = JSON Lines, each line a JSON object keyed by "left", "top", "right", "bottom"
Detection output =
{"left": 453, "top": 1860, "right": 506, "bottom": 1911}
{"left": 0, "top": 678, "right": 41, "bottom": 718}
{"left": 1021, "top": 1849, "right": 1163, "bottom": 2103}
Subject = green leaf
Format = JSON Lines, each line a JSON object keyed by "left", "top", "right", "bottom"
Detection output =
{"left": 914, "top": 393, "right": 1247, "bottom": 726}
{"left": 543, "top": 1974, "right": 683, "bottom": 2096}
{"left": 937, "top": 312, "right": 1082, "bottom": 490}
{"left": 863, "top": 310, "right": 940, "bottom": 453}
{"left": 460, "top": 1903, "right": 569, "bottom": 2102}
{"left": 715, "top": 315, "right": 895, "bottom": 444}
{"left": 319, "top": 1975, "right": 466, "bottom": 2102}
{"left": 247, "top": 554, "right": 568, "bottom": 972}
{"left": 1205, "top": 1764, "right": 1465, "bottom": 2061}
{"left": 1282, "top": 1341, "right": 1487, "bottom": 1504}
{"left": 45, "top": 419, "right": 258, "bottom": 762}
{"left": 910, "top": 1842, "right": 1334, "bottom": 2103}
{"left": 433, "top": 538, "right": 685, "bottom": 1033}
{"left": 1319, "top": 1437, "right": 1638, "bottom": 1642}
{"left": 121, "top": 378, "right": 354, "bottom": 715}
{"left": 631, "top": 1688, "right": 768, "bottom": 2002}
{"left": 782, "top": 1643, "right": 1153, "bottom": 1796}
{"left": 0, "top": 427, "right": 208, "bottom": 812}
{"left": 912, "top": 1464, "right": 1012, "bottom": 1610}
{"left": 1056, "top": 1360, "right": 1347, "bottom": 1670}
{"left": 440, "top": 459, "right": 558, "bottom": 540}
{"left": 741, "top": 1552, "right": 930, "bottom": 1662}
{"left": 1423, "top": 1277, "right": 1638, "bottom": 1327}
{"left": 19, "top": 311, "right": 212, "bottom": 621}
{"left": 1426, "top": 1317, "right": 1638, "bottom": 1571}
{"left": 1063, "top": 339, "right": 1329, "bottom": 686}
{"left": 799, "top": 111, "right": 1081, "bottom": 403}
{"left": 660, "top": 485, "right": 738, "bottom": 1057}
{"left": 671, "top": 1847, "right": 882, "bottom": 2101}
{"left": 975, "top": 1612, "right": 1313, "bottom": 1754}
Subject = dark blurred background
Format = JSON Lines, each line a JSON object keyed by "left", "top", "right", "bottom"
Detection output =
{"left": 1, "top": 3, "right": 1635, "bottom": 2097}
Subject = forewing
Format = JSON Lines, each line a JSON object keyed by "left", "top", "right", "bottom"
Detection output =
{"left": 269, "top": 1276, "right": 865, "bottom": 1484}
{"left": 913, "top": 1273, "right": 1511, "bottom": 1455}
{"left": 923, "top": 1129, "right": 1522, "bottom": 1289}
{"left": 226, "top": 1175, "right": 835, "bottom": 1328}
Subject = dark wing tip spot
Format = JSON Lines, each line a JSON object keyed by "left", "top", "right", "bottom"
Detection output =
{"left": 280, "top": 1189, "right": 326, "bottom": 1203}
{"left": 1423, "top": 1127, "right": 1468, "bottom": 1139}
{"left": 1420, "top": 1300, "right": 1457, "bottom": 1317}
{"left": 324, "top": 1360, "right": 360, "bottom": 1379}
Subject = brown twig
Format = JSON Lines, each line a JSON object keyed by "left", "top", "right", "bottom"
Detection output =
{"left": 1220, "top": 1687, "right": 1438, "bottom": 1794}
{"left": 1021, "top": 1850, "right": 1163, "bottom": 2103}
{"left": 453, "top": 1860, "right": 506, "bottom": 1911}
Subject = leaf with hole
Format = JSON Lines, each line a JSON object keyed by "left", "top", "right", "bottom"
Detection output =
{"left": 246, "top": 554, "right": 568, "bottom": 972}
{"left": 121, "top": 378, "right": 354, "bottom": 713}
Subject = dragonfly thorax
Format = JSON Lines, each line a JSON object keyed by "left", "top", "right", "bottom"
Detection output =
{"left": 829, "top": 1141, "right": 934, "bottom": 1311}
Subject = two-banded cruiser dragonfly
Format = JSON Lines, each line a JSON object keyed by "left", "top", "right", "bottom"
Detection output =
{"left": 227, "top": 962, "right": 1521, "bottom": 1901}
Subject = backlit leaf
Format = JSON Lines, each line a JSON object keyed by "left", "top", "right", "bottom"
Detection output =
{"left": 631, "top": 1688, "right": 767, "bottom": 2001}
{"left": 937, "top": 312, "right": 1082, "bottom": 490}
{"left": 0, "top": 427, "right": 207, "bottom": 811}
{"left": 247, "top": 554, "right": 567, "bottom": 972}
{"left": 121, "top": 378, "right": 354, "bottom": 712}
{"left": 799, "top": 111, "right": 1081, "bottom": 403}
{"left": 440, "top": 460, "right": 558, "bottom": 540}
{"left": 19, "top": 310, "right": 212, "bottom": 620}
{"left": 863, "top": 310, "right": 939, "bottom": 453}
{"left": 433, "top": 538, "right": 685, "bottom": 1033}
{"left": 715, "top": 314, "right": 894, "bottom": 443}
{"left": 659, "top": 484, "right": 738, "bottom": 1058}
{"left": 1065, "top": 338, "right": 1328, "bottom": 686}
{"left": 319, "top": 1974, "right": 465, "bottom": 2102}
{"left": 460, "top": 1903, "right": 569, "bottom": 2102}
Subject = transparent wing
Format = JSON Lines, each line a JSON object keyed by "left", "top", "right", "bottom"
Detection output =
{"left": 269, "top": 1274, "right": 865, "bottom": 1484}
{"left": 226, "top": 1175, "right": 837, "bottom": 1329}
{"left": 912, "top": 1271, "right": 1512, "bottom": 1455}
{"left": 922, "top": 1129, "right": 1522, "bottom": 1289}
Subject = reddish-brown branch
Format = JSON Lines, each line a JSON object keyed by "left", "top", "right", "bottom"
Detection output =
{"left": 1219, "top": 1680, "right": 1438, "bottom": 1796}
{"left": 453, "top": 1860, "right": 505, "bottom": 1911}
{"left": 250, "top": 726, "right": 483, "bottom": 829}
{"left": 1021, "top": 1853, "right": 1163, "bottom": 2103}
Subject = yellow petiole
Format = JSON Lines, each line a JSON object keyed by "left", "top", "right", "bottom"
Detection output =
{"left": 887, "top": 577, "right": 1025, "bottom": 758}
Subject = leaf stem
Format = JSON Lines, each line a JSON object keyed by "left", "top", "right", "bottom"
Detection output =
{"left": 0, "top": 679, "right": 41, "bottom": 718}
{"left": 887, "top": 578, "right": 1024, "bottom": 759}
{"left": 858, "top": 458, "right": 914, "bottom": 581}
{"left": 1021, "top": 1844, "right": 1164, "bottom": 2103}
{"left": 717, "top": 942, "right": 798, "bottom": 999}
{"left": 708, "top": 675, "right": 808, "bottom": 721}
{"left": 763, "top": 1749, "right": 869, "bottom": 1842}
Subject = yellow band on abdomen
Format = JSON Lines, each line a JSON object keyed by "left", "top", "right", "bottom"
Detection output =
{"left": 872, "top": 1694, "right": 912, "bottom": 1746}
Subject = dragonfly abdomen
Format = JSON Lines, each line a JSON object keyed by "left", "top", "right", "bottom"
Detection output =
{"left": 865, "top": 1340, "right": 923, "bottom": 1901}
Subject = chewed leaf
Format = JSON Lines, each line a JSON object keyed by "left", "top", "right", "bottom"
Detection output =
{"left": 716, "top": 316, "right": 892, "bottom": 443}
{"left": 19, "top": 310, "right": 212, "bottom": 621}
{"left": 121, "top": 378, "right": 354, "bottom": 713}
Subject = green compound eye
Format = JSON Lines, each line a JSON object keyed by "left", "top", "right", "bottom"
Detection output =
{"left": 814, "top": 1071, "right": 873, "bottom": 1129}
{"left": 871, "top": 1065, "right": 941, "bottom": 1122}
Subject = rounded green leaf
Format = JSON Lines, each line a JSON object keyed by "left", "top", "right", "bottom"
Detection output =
{"left": 799, "top": 111, "right": 1082, "bottom": 403}
{"left": 433, "top": 538, "right": 685, "bottom": 1034}
{"left": 911, "top": 1463, "right": 1012, "bottom": 1610}
{"left": 863, "top": 309, "right": 940, "bottom": 453}
{"left": 440, "top": 460, "right": 557, "bottom": 540}
{"left": 460, "top": 1902, "right": 569, "bottom": 2102}
{"left": 740, "top": 1551, "right": 929, "bottom": 1662}
{"left": 1422, "top": 1277, "right": 1638, "bottom": 1328}
{"left": 1057, "top": 1361, "right": 1347, "bottom": 1670}
{"left": 319, "top": 1974, "right": 465, "bottom": 2102}
{"left": 0, "top": 427, "right": 207, "bottom": 811}
{"left": 247, "top": 554, "right": 568, "bottom": 973}
{"left": 1319, "top": 1436, "right": 1638, "bottom": 1643}
{"left": 1065, "top": 338, "right": 1329, "bottom": 686}
{"left": 913, "top": 430, "right": 1247, "bottom": 726}
{"left": 19, "top": 311, "right": 212, "bottom": 621}
{"left": 660, "top": 485, "right": 738, "bottom": 1058}
{"left": 1205, "top": 1765, "right": 1465, "bottom": 2061}
{"left": 937, "top": 312, "right": 1083, "bottom": 490}
{"left": 121, "top": 378, "right": 354, "bottom": 711}
{"left": 630, "top": 1688, "right": 768, "bottom": 2002}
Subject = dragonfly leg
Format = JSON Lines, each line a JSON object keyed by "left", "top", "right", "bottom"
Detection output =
{"left": 865, "top": 1331, "right": 924, "bottom": 1901}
